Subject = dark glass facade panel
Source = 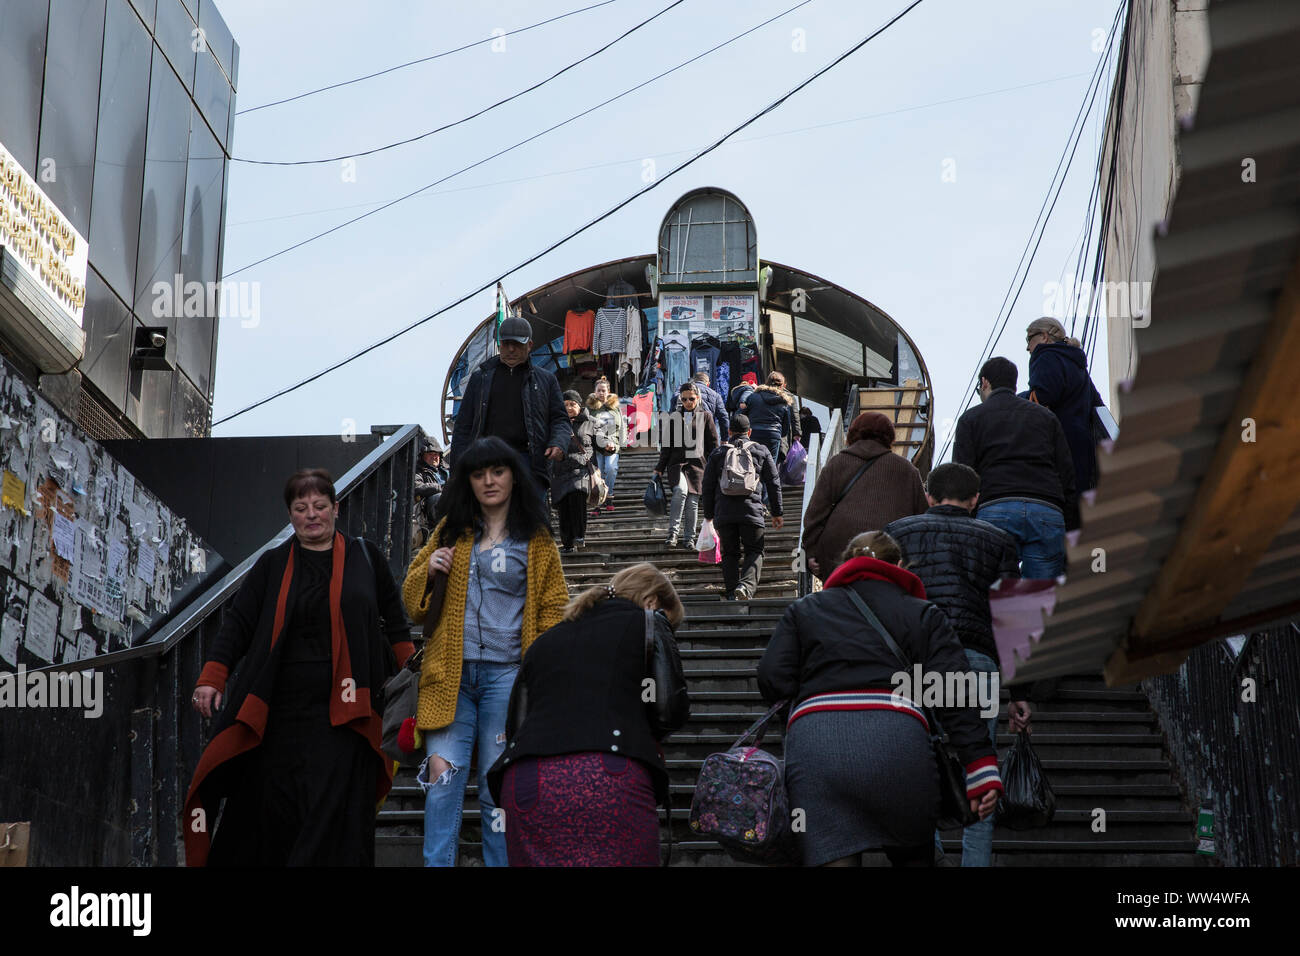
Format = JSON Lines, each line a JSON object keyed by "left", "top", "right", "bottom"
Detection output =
{"left": 133, "top": 46, "right": 191, "bottom": 323}
{"left": 171, "top": 368, "right": 209, "bottom": 437}
{"left": 81, "top": 268, "right": 133, "bottom": 410}
{"left": 37, "top": 0, "right": 108, "bottom": 238}
{"left": 193, "top": 46, "right": 229, "bottom": 146}
{"left": 0, "top": 1, "right": 50, "bottom": 175}
{"left": 197, "top": 0, "right": 234, "bottom": 80}
{"left": 88, "top": 0, "right": 152, "bottom": 307}
{"left": 135, "top": 325, "right": 173, "bottom": 436}
{"left": 176, "top": 108, "right": 221, "bottom": 397}
{"left": 154, "top": 0, "right": 196, "bottom": 91}
{"left": 128, "top": 0, "right": 156, "bottom": 28}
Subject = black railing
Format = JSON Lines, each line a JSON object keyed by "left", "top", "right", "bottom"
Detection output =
{"left": 123, "top": 425, "right": 421, "bottom": 865}
{"left": 796, "top": 409, "right": 843, "bottom": 598}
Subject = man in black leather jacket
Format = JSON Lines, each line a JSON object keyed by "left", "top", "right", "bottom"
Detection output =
{"left": 885, "top": 462, "right": 1031, "bottom": 867}
{"left": 449, "top": 316, "right": 570, "bottom": 502}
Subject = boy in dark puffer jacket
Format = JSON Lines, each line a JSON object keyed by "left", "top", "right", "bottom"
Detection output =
{"left": 884, "top": 462, "right": 1030, "bottom": 867}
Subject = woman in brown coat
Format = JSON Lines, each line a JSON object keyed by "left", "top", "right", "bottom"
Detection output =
{"left": 800, "top": 412, "right": 927, "bottom": 580}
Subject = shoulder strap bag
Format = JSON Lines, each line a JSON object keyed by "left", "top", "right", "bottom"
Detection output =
{"left": 841, "top": 587, "right": 979, "bottom": 830}
{"left": 827, "top": 453, "right": 884, "bottom": 518}
{"left": 644, "top": 608, "right": 688, "bottom": 867}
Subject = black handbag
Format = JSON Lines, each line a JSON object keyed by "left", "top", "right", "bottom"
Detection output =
{"left": 642, "top": 608, "right": 688, "bottom": 867}
{"left": 643, "top": 608, "right": 689, "bottom": 739}
{"left": 842, "top": 588, "right": 980, "bottom": 830}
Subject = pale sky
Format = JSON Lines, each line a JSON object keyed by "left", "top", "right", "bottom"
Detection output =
{"left": 211, "top": 0, "right": 1119, "bottom": 453}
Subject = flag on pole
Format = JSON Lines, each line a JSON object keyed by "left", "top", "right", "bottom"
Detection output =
{"left": 495, "top": 282, "right": 510, "bottom": 334}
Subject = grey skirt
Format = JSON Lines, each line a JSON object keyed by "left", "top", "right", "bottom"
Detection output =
{"left": 785, "top": 708, "right": 939, "bottom": 866}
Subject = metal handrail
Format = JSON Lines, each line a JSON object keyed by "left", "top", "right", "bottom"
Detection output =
{"left": 74, "top": 424, "right": 423, "bottom": 672}
{"left": 797, "top": 408, "right": 844, "bottom": 596}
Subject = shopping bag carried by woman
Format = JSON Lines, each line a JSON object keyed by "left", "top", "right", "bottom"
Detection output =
{"left": 780, "top": 439, "right": 807, "bottom": 484}
{"left": 643, "top": 474, "right": 668, "bottom": 516}
{"left": 689, "top": 701, "right": 796, "bottom": 865}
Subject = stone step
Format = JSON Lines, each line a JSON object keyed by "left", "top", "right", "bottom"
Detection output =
{"left": 376, "top": 835, "right": 1201, "bottom": 868}
{"left": 662, "top": 759, "right": 1178, "bottom": 787}
{"left": 383, "top": 784, "right": 1188, "bottom": 817}
{"left": 680, "top": 710, "right": 1159, "bottom": 734}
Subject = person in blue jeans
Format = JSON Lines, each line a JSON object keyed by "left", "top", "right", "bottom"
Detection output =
{"left": 953, "top": 356, "right": 1077, "bottom": 579}
{"left": 586, "top": 376, "right": 627, "bottom": 514}
{"left": 975, "top": 498, "right": 1066, "bottom": 578}
{"left": 884, "top": 462, "right": 1032, "bottom": 866}
{"left": 402, "top": 437, "right": 569, "bottom": 867}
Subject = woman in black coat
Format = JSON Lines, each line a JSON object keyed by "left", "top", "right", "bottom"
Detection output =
{"left": 186, "top": 469, "right": 413, "bottom": 867}
{"left": 1026, "top": 317, "right": 1105, "bottom": 494}
{"left": 654, "top": 381, "right": 719, "bottom": 549}
{"left": 738, "top": 372, "right": 798, "bottom": 465}
{"left": 757, "top": 531, "right": 1003, "bottom": 867}
{"left": 488, "top": 563, "right": 690, "bottom": 866}
{"left": 551, "top": 390, "right": 597, "bottom": 552}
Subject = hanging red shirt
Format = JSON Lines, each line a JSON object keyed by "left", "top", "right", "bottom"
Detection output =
{"left": 564, "top": 309, "right": 595, "bottom": 353}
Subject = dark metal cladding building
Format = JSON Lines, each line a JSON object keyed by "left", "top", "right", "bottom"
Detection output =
{"left": 0, "top": 0, "right": 238, "bottom": 439}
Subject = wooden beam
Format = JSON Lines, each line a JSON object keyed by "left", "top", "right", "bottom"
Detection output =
{"left": 1130, "top": 254, "right": 1300, "bottom": 649}
{"left": 1104, "top": 645, "right": 1192, "bottom": 685}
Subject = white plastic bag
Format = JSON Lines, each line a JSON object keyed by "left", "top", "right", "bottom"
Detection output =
{"left": 694, "top": 519, "right": 717, "bottom": 552}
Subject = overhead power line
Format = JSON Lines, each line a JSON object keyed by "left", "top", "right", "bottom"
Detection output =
{"left": 936, "top": 1, "right": 1125, "bottom": 464}
{"left": 236, "top": 0, "right": 623, "bottom": 116}
{"left": 222, "top": 0, "right": 814, "bottom": 279}
{"left": 235, "top": 0, "right": 688, "bottom": 165}
{"left": 212, "top": 0, "right": 926, "bottom": 428}
{"left": 226, "top": 69, "right": 1091, "bottom": 230}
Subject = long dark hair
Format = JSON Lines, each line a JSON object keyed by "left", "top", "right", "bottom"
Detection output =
{"left": 437, "top": 436, "right": 547, "bottom": 547}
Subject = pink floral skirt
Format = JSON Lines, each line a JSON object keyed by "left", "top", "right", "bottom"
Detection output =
{"left": 501, "top": 752, "right": 659, "bottom": 866}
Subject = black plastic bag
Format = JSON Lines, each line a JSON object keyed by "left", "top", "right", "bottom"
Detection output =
{"left": 643, "top": 475, "right": 668, "bottom": 516}
{"left": 996, "top": 731, "right": 1056, "bottom": 829}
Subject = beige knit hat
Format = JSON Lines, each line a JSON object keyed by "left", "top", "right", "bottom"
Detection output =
{"left": 1026, "top": 316, "right": 1066, "bottom": 342}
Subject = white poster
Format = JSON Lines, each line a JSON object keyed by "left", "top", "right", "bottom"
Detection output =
{"left": 24, "top": 590, "right": 58, "bottom": 662}
{"left": 711, "top": 294, "right": 756, "bottom": 327}
{"left": 659, "top": 295, "right": 705, "bottom": 325}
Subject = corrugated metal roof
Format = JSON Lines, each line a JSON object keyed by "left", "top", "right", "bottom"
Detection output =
{"left": 1007, "top": 0, "right": 1300, "bottom": 682}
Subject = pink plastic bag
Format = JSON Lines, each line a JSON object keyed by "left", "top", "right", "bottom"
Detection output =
{"left": 698, "top": 539, "right": 721, "bottom": 565}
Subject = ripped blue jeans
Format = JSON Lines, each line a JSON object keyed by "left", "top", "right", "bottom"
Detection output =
{"left": 417, "top": 660, "right": 518, "bottom": 867}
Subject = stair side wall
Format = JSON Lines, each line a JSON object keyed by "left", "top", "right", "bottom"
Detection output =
{"left": 1142, "top": 625, "right": 1300, "bottom": 866}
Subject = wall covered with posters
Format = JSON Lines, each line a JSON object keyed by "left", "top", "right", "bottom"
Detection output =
{"left": 0, "top": 358, "right": 216, "bottom": 671}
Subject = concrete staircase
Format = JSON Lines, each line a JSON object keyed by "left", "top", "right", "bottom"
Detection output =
{"left": 376, "top": 446, "right": 1202, "bottom": 866}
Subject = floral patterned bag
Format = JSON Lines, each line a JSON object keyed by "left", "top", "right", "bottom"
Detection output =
{"left": 688, "top": 700, "right": 796, "bottom": 865}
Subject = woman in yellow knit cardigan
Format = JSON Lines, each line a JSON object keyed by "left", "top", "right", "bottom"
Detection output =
{"left": 403, "top": 436, "right": 568, "bottom": 867}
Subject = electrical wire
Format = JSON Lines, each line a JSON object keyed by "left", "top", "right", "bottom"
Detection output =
{"left": 234, "top": 0, "right": 688, "bottom": 165}
{"left": 936, "top": 1, "right": 1125, "bottom": 464}
{"left": 226, "top": 68, "right": 1091, "bottom": 229}
{"left": 212, "top": 0, "right": 926, "bottom": 427}
{"left": 1078, "top": 0, "right": 1136, "bottom": 370}
{"left": 235, "top": 0, "right": 623, "bottom": 116}
{"left": 222, "top": 0, "right": 814, "bottom": 279}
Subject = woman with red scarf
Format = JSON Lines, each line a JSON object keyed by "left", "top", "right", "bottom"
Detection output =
{"left": 757, "top": 530, "right": 1002, "bottom": 867}
{"left": 184, "top": 469, "right": 413, "bottom": 866}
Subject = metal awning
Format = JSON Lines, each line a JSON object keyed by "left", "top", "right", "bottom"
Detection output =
{"left": 1004, "top": 0, "right": 1300, "bottom": 684}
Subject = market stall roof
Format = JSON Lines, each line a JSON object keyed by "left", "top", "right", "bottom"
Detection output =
{"left": 439, "top": 254, "right": 934, "bottom": 444}
{"left": 1001, "top": 0, "right": 1300, "bottom": 685}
